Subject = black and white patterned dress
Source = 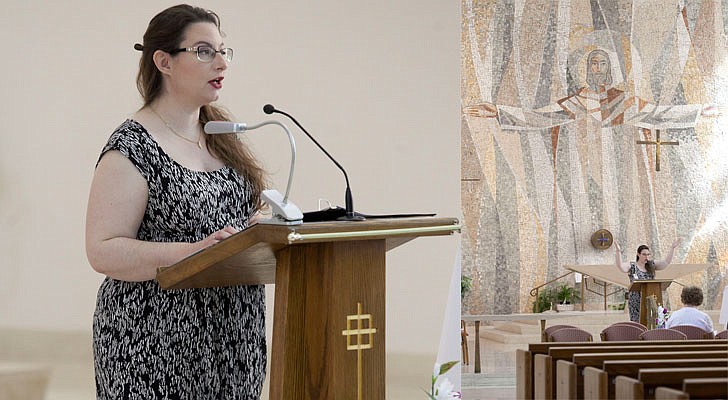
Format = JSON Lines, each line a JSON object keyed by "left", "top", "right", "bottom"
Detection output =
{"left": 92, "top": 120, "right": 266, "bottom": 399}
{"left": 627, "top": 262, "right": 654, "bottom": 322}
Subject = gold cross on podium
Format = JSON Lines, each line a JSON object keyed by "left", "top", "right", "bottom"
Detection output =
{"left": 637, "top": 129, "right": 679, "bottom": 171}
{"left": 341, "top": 302, "right": 377, "bottom": 400}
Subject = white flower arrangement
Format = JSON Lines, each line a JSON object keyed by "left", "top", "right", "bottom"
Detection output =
{"left": 426, "top": 361, "right": 461, "bottom": 400}
{"left": 656, "top": 305, "right": 670, "bottom": 328}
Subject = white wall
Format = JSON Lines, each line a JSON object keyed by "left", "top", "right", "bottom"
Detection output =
{"left": 0, "top": 1, "right": 460, "bottom": 357}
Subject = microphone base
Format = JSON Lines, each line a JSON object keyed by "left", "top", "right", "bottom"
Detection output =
{"left": 337, "top": 214, "right": 366, "bottom": 221}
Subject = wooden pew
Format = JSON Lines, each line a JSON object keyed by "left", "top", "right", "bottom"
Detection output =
{"left": 653, "top": 378, "right": 728, "bottom": 400}
{"left": 583, "top": 360, "right": 726, "bottom": 400}
{"left": 679, "top": 377, "right": 728, "bottom": 399}
{"left": 516, "top": 339, "right": 728, "bottom": 399}
{"left": 654, "top": 386, "right": 688, "bottom": 400}
{"left": 583, "top": 365, "right": 609, "bottom": 400}
{"left": 604, "top": 359, "right": 727, "bottom": 399}
{"left": 615, "top": 367, "right": 728, "bottom": 399}
{"left": 655, "top": 377, "right": 728, "bottom": 400}
{"left": 539, "top": 344, "right": 726, "bottom": 399}
{"left": 516, "top": 349, "right": 532, "bottom": 400}
{"left": 564, "top": 350, "right": 728, "bottom": 399}
{"left": 615, "top": 375, "right": 643, "bottom": 400}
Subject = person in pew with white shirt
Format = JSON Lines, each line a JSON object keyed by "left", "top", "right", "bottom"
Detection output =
{"left": 665, "top": 286, "right": 715, "bottom": 334}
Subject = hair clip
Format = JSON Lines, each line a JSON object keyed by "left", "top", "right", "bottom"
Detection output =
{"left": 133, "top": 43, "right": 144, "bottom": 51}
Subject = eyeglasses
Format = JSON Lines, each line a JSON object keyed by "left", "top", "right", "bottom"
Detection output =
{"left": 170, "top": 46, "right": 234, "bottom": 63}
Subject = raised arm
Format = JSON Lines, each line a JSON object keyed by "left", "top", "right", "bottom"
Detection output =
{"left": 85, "top": 151, "right": 236, "bottom": 282}
{"left": 654, "top": 237, "right": 682, "bottom": 270}
{"left": 615, "top": 242, "right": 630, "bottom": 273}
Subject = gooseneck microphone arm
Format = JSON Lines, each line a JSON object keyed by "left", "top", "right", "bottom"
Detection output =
{"left": 204, "top": 120, "right": 303, "bottom": 225}
{"left": 264, "top": 104, "right": 364, "bottom": 221}
{"left": 246, "top": 121, "right": 296, "bottom": 204}
{"left": 205, "top": 120, "right": 296, "bottom": 203}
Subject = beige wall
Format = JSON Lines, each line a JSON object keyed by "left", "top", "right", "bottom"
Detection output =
{"left": 0, "top": 1, "right": 460, "bottom": 357}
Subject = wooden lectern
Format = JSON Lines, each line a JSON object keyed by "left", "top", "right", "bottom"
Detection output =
{"left": 628, "top": 279, "right": 673, "bottom": 326}
{"left": 156, "top": 217, "right": 459, "bottom": 400}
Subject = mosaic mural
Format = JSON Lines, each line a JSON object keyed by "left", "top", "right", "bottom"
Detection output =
{"left": 461, "top": 0, "right": 728, "bottom": 314}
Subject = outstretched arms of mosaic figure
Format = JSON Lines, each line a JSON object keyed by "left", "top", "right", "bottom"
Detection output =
{"left": 463, "top": 100, "right": 573, "bottom": 130}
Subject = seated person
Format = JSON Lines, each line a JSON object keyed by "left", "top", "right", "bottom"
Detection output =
{"left": 665, "top": 286, "right": 715, "bottom": 333}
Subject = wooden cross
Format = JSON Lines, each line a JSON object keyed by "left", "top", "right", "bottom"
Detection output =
{"left": 637, "top": 129, "right": 679, "bottom": 171}
{"left": 341, "top": 302, "right": 377, "bottom": 400}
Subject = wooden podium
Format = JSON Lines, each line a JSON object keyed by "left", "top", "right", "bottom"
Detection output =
{"left": 156, "top": 217, "right": 459, "bottom": 400}
{"left": 628, "top": 279, "right": 673, "bottom": 326}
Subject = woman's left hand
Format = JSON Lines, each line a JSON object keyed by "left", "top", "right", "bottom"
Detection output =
{"left": 671, "top": 237, "right": 683, "bottom": 249}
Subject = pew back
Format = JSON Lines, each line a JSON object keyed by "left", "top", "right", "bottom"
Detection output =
{"left": 614, "top": 368, "right": 728, "bottom": 400}
{"left": 604, "top": 358, "right": 728, "bottom": 377}
{"left": 520, "top": 339, "right": 727, "bottom": 400}
{"left": 547, "top": 344, "right": 726, "bottom": 398}
{"left": 573, "top": 350, "right": 728, "bottom": 369}
{"left": 681, "top": 377, "right": 728, "bottom": 399}
{"left": 637, "top": 367, "right": 728, "bottom": 387}
{"left": 566, "top": 352, "right": 727, "bottom": 399}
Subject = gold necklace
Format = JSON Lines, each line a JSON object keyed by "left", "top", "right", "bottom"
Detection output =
{"left": 150, "top": 107, "right": 202, "bottom": 149}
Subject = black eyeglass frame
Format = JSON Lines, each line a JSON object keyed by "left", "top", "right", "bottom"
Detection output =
{"left": 169, "top": 46, "right": 234, "bottom": 62}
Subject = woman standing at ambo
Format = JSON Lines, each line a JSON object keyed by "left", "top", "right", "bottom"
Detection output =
{"left": 614, "top": 238, "right": 682, "bottom": 322}
{"left": 85, "top": 5, "right": 267, "bottom": 399}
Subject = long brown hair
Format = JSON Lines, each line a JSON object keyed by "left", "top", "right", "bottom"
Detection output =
{"left": 135, "top": 4, "right": 266, "bottom": 207}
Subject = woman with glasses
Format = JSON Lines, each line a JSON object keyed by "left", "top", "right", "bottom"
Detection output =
{"left": 85, "top": 5, "right": 266, "bottom": 399}
{"left": 614, "top": 238, "right": 682, "bottom": 322}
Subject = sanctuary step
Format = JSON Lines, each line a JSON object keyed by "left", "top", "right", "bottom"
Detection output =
{"left": 0, "top": 362, "right": 51, "bottom": 400}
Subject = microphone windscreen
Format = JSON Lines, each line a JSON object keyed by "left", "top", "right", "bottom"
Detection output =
{"left": 204, "top": 121, "right": 246, "bottom": 134}
{"left": 263, "top": 104, "right": 276, "bottom": 114}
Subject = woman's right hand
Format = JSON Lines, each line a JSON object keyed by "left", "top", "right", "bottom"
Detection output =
{"left": 196, "top": 226, "right": 239, "bottom": 250}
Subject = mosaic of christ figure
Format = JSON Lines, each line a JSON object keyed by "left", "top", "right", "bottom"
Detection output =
{"left": 462, "top": 48, "right": 710, "bottom": 277}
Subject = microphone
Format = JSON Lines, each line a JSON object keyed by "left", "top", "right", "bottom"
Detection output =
{"left": 263, "top": 104, "right": 365, "bottom": 221}
{"left": 204, "top": 121, "right": 247, "bottom": 134}
{"left": 204, "top": 119, "right": 304, "bottom": 225}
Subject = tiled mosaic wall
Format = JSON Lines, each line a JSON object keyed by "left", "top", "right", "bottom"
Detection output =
{"left": 462, "top": 0, "right": 728, "bottom": 314}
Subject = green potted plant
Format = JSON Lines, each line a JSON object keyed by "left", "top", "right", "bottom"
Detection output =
{"left": 461, "top": 275, "right": 472, "bottom": 300}
{"left": 555, "top": 283, "right": 580, "bottom": 312}
{"left": 533, "top": 287, "right": 557, "bottom": 313}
